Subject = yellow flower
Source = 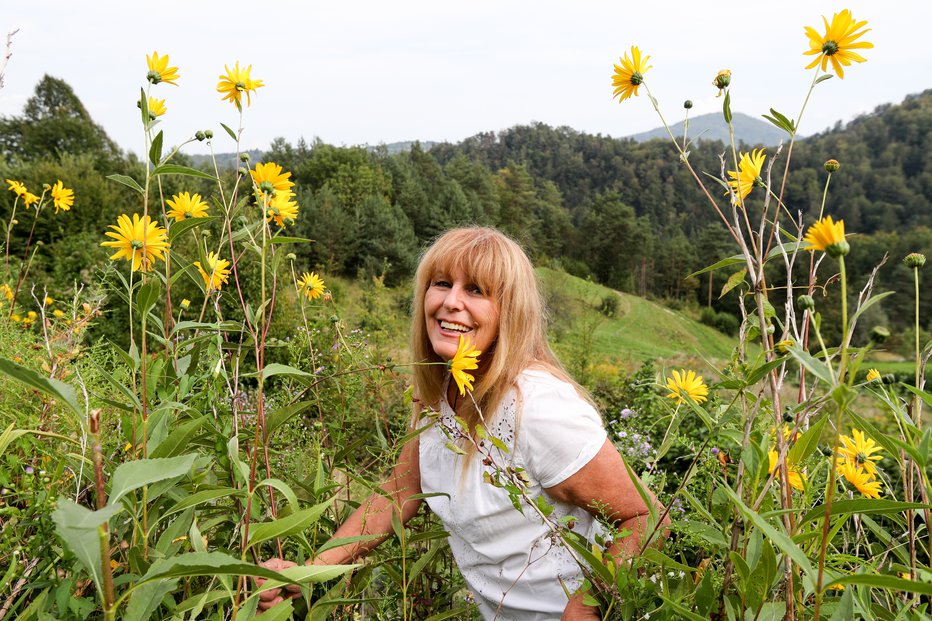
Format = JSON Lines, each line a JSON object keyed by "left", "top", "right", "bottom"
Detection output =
{"left": 866, "top": 368, "right": 881, "bottom": 383}
{"left": 298, "top": 272, "right": 326, "bottom": 301}
{"left": 1, "top": 284, "right": 13, "bottom": 301}
{"left": 147, "top": 97, "right": 167, "bottom": 118}
{"left": 775, "top": 339, "right": 795, "bottom": 354}
{"left": 194, "top": 251, "right": 231, "bottom": 291}
{"left": 837, "top": 428, "right": 884, "bottom": 478}
{"left": 45, "top": 296, "right": 53, "bottom": 305}
{"left": 837, "top": 460, "right": 882, "bottom": 499}
{"left": 217, "top": 61, "right": 265, "bottom": 107}
{"left": 726, "top": 149, "right": 766, "bottom": 205}
{"left": 803, "top": 216, "right": 848, "bottom": 255}
{"left": 6, "top": 179, "right": 27, "bottom": 197}
{"left": 50, "top": 180, "right": 74, "bottom": 214}
{"left": 180, "top": 298, "right": 191, "bottom": 309}
{"left": 146, "top": 51, "right": 180, "bottom": 86}
{"left": 250, "top": 162, "right": 295, "bottom": 198}
{"left": 166, "top": 192, "right": 210, "bottom": 221}
{"left": 803, "top": 10, "right": 873, "bottom": 79}
{"left": 768, "top": 449, "right": 806, "bottom": 491}
{"left": 665, "top": 369, "right": 709, "bottom": 405}
{"left": 53, "top": 309, "right": 64, "bottom": 319}
{"left": 713, "top": 69, "right": 732, "bottom": 96}
{"left": 22, "top": 192, "right": 39, "bottom": 208}
{"left": 449, "top": 335, "right": 481, "bottom": 396}
{"left": 611, "top": 46, "right": 651, "bottom": 103}
{"left": 11, "top": 313, "right": 21, "bottom": 322}
{"left": 266, "top": 191, "right": 299, "bottom": 227}
{"left": 101, "top": 213, "right": 170, "bottom": 272}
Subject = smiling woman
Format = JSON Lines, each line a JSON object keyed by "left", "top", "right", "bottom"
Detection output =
{"left": 259, "top": 227, "right": 669, "bottom": 619}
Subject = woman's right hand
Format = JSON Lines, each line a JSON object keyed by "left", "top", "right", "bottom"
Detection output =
{"left": 256, "top": 558, "right": 301, "bottom": 611}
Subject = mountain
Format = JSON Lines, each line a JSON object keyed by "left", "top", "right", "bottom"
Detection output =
{"left": 628, "top": 111, "right": 789, "bottom": 146}
{"left": 365, "top": 140, "right": 438, "bottom": 155}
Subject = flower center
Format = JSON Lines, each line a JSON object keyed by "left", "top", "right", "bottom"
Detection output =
{"left": 629, "top": 72, "right": 643, "bottom": 86}
{"left": 822, "top": 40, "right": 839, "bottom": 56}
{"left": 235, "top": 81, "right": 247, "bottom": 92}
{"left": 130, "top": 240, "right": 144, "bottom": 249}
{"left": 184, "top": 212, "right": 192, "bottom": 219}
{"left": 855, "top": 451, "right": 867, "bottom": 465}
{"left": 147, "top": 70, "right": 162, "bottom": 84}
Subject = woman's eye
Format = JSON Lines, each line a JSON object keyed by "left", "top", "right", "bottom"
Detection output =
{"left": 468, "top": 285, "right": 483, "bottom": 295}
{"left": 433, "top": 280, "right": 451, "bottom": 288}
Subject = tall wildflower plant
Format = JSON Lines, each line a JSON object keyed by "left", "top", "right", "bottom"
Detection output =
{"left": 607, "top": 9, "right": 930, "bottom": 620}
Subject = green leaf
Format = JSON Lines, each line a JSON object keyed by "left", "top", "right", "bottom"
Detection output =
{"left": 660, "top": 596, "right": 708, "bottom": 621}
{"left": 148, "top": 130, "right": 163, "bottom": 167}
{"left": 828, "top": 587, "right": 853, "bottom": 621}
{"left": 106, "top": 173, "right": 145, "bottom": 195}
{"left": 407, "top": 544, "right": 443, "bottom": 584}
{"left": 254, "top": 477, "right": 300, "bottom": 512}
{"left": 149, "top": 415, "right": 209, "bottom": 459}
{"left": 316, "top": 535, "right": 381, "bottom": 555}
{"left": 163, "top": 487, "right": 246, "bottom": 519}
{"left": 0, "top": 357, "right": 83, "bottom": 421}
{"left": 269, "top": 236, "right": 314, "bottom": 245}
{"left": 788, "top": 414, "right": 827, "bottom": 465}
{"left": 723, "top": 91, "right": 732, "bottom": 124}
{"left": 139, "top": 88, "right": 149, "bottom": 125}
{"left": 220, "top": 123, "right": 238, "bottom": 141}
{"left": 786, "top": 345, "right": 834, "bottom": 385}
{"left": 168, "top": 216, "right": 216, "bottom": 242}
{"left": 109, "top": 454, "right": 197, "bottom": 505}
{"left": 136, "top": 280, "right": 161, "bottom": 317}
{"left": 259, "top": 363, "right": 313, "bottom": 381}
{"left": 849, "top": 290, "right": 895, "bottom": 327}
{"left": 52, "top": 500, "right": 123, "bottom": 600}
{"left": 826, "top": 573, "right": 932, "bottom": 595}
{"left": 267, "top": 400, "right": 315, "bottom": 438}
{"left": 800, "top": 499, "right": 929, "bottom": 525}
{"left": 720, "top": 268, "right": 747, "bottom": 298}
{"left": 425, "top": 609, "right": 476, "bottom": 621}
{"left": 250, "top": 598, "right": 293, "bottom": 621}
{"left": 815, "top": 74, "right": 834, "bottom": 85}
{"left": 151, "top": 164, "right": 217, "bottom": 181}
{"left": 247, "top": 497, "right": 335, "bottom": 547}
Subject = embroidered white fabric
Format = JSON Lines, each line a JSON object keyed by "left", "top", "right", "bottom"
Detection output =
{"left": 419, "top": 369, "right": 608, "bottom": 620}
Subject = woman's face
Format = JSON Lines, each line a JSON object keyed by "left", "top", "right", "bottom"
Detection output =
{"left": 423, "top": 268, "right": 500, "bottom": 362}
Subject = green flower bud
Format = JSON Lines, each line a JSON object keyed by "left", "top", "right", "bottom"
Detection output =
{"left": 882, "top": 373, "right": 896, "bottom": 385}
{"left": 195, "top": 131, "right": 206, "bottom": 142}
{"left": 239, "top": 152, "right": 251, "bottom": 162}
{"left": 870, "top": 326, "right": 890, "bottom": 343}
{"left": 286, "top": 253, "right": 297, "bottom": 261}
{"left": 329, "top": 315, "right": 340, "bottom": 323}
{"left": 826, "top": 239, "right": 850, "bottom": 258}
{"left": 204, "top": 129, "right": 214, "bottom": 139}
{"left": 797, "top": 294, "right": 815, "bottom": 311}
{"left": 904, "top": 252, "right": 926, "bottom": 269}
{"left": 683, "top": 100, "right": 693, "bottom": 109}
{"left": 824, "top": 159, "right": 840, "bottom": 173}
{"left": 713, "top": 69, "right": 731, "bottom": 91}
{"left": 238, "top": 166, "right": 249, "bottom": 176}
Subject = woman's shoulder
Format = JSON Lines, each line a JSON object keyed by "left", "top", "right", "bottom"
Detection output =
{"left": 516, "top": 367, "right": 582, "bottom": 401}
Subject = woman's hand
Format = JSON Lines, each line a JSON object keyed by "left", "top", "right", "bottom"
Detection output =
{"left": 256, "top": 558, "right": 301, "bottom": 611}
{"left": 562, "top": 592, "right": 601, "bottom": 620}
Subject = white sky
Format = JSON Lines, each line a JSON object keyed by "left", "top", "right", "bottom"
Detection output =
{"left": 1, "top": 1, "right": 929, "bottom": 157}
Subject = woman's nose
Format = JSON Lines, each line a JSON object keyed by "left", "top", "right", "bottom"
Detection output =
{"left": 443, "top": 286, "right": 464, "bottom": 309}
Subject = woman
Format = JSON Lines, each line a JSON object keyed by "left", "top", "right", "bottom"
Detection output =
{"left": 261, "top": 227, "right": 666, "bottom": 619}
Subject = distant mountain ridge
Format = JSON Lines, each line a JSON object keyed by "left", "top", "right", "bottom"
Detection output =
{"left": 628, "top": 111, "right": 790, "bottom": 147}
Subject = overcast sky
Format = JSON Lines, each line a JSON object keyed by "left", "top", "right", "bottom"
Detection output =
{"left": 1, "top": 1, "right": 929, "bottom": 157}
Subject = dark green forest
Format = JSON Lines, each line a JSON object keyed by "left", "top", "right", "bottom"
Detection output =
{"left": 2, "top": 76, "right": 930, "bottom": 347}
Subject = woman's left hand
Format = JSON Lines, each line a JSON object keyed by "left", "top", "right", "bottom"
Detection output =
{"left": 562, "top": 592, "right": 601, "bottom": 620}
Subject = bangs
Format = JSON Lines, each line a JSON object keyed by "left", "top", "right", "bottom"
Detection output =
{"left": 418, "top": 229, "right": 516, "bottom": 299}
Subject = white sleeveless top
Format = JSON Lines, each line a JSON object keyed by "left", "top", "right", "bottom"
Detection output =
{"left": 419, "top": 369, "right": 608, "bottom": 620}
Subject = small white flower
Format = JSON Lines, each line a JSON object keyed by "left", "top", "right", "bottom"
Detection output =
{"left": 668, "top": 571, "right": 676, "bottom": 577}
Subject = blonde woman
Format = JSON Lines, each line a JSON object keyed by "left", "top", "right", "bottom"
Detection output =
{"left": 261, "top": 227, "right": 666, "bottom": 620}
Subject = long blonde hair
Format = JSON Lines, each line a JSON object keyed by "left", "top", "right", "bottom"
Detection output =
{"left": 411, "top": 227, "right": 580, "bottom": 432}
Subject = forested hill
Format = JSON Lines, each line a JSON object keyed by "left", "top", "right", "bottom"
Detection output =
{"left": 428, "top": 89, "right": 932, "bottom": 235}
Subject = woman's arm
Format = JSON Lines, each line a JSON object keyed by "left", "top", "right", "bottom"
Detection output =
{"left": 545, "top": 439, "right": 671, "bottom": 620}
{"left": 258, "top": 436, "right": 423, "bottom": 609}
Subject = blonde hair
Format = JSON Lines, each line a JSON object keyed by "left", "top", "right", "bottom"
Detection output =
{"left": 411, "top": 227, "right": 581, "bottom": 432}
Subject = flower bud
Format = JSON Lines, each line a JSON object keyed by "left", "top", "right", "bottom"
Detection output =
{"left": 824, "top": 159, "right": 840, "bottom": 173}
{"left": 330, "top": 315, "right": 340, "bottom": 323}
{"left": 285, "top": 253, "right": 296, "bottom": 261}
{"left": 683, "top": 100, "right": 693, "bottom": 109}
{"left": 713, "top": 69, "right": 731, "bottom": 95}
{"left": 870, "top": 326, "right": 890, "bottom": 343}
{"left": 238, "top": 166, "right": 249, "bottom": 176}
{"left": 866, "top": 368, "right": 881, "bottom": 382}
{"left": 239, "top": 152, "right": 251, "bottom": 162}
{"left": 904, "top": 252, "right": 926, "bottom": 269}
{"left": 323, "top": 291, "right": 333, "bottom": 302}
{"left": 204, "top": 129, "right": 214, "bottom": 139}
{"left": 180, "top": 299, "right": 191, "bottom": 309}
{"left": 775, "top": 339, "right": 795, "bottom": 354}
{"left": 826, "top": 240, "right": 850, "bottom": 258}
{"left": 195, "top": 131, "right": 206, "bottom": 142}
{"left": 882, "top": 373, "right": 896, "bottom": 385}
{"left": 797, "top": 294, "right": 815, "bottom": 311}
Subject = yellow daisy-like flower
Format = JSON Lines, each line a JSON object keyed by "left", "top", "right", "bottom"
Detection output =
{"left": 250, "top": 162, "right": 295, "bottom": 198}
{"left": 726, "top": 149, "right": 766, "bottom": 205}
{"left": 147, "top": 97, "right": 167, "bottom": 118}
{"left": 1, "top": 284, "right": 12, "bottom": 301}
{"left": 803, "top": 216, "right": 847, "bottom": 255}
{"left": 266, "top": 191, "right": 299, "bottom": 227}
{"left": 165, "top": 192, "right": 210, "bottom": 221}
{"left": 665, "top": 369, "right": 709, "bottom": 405}
{"left": 11, "top": 313, "right": 21, "bottom": 322}
{"left": 101, "top": 213, "right": 170, "bottom": 272}
{"left": 449, "top": 335, "right": 481, "bottom": 396}
{"left": 611, "top": 46, "right": 651, "bottom": 103}
{"left": 180, "top": 298, "right": 191, "bottom": 309}
{"left": 50, "top": 180, "right": 74, "bottom": 214}
{"left": 217, "top": 61, "right": 265, "bottom": 107}
{"left": 713, "top": 69, "right": 732, "bottom": 97}
{"left": 866, "top": 368, "right": 881, "bottom": 383}
{"left": 768, "top": 449, "right": 806, "bottom": 491}
{"left": 298, "top": 272, "right": 326, "bottom": 301}
{"left": 803, "top": 10, "right": 873, "bottom": 79}
{"left": 146, "top": 51, "right": 180, "bottom": 86}
{"left": 194, "top": 251, "right": 231, "bottom": 292}
{"left": 837, "top": 428, "right": 884, "bottom": 478}
{"left": 837, "top": 460, "right": 882, "bottom": 499}
{"left": 6, "top": 179, "right": 27, "bottom": 197}
{"left": 22, "top": 192, "right": 40, "bottom": 208}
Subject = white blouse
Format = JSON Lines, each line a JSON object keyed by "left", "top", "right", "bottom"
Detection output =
{"left": 419, "top": 369, "right": 608, "bottom": 620}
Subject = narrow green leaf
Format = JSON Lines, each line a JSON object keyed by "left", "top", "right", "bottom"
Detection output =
{"left": 316, "top": 535, "right": 381, "bottom": 555}
{"left": 139, "top": 88, "right": 149, "bottom": 126}
{"left": 148, "top": 130, "right": 163, "bottom": 167}
{"left": 109, "top": 454, "right": 197, "bottom": 504}
{"left": 723, "top": 91, "right": 732, "bottom": 124}
{"left": 247, "top": 497, "right": 335, "bottom": 547}
{"left": 220, "top": 123, "right": 237, "bottom": 141}
{"left": 106, "top": 173, "right": 145, "bottom": 195}
{"left": 168, "top": 216, "right": 216, "bottom": 242}
{"left": 52, "top": 500, "right": 123, "bottom": 600}
{"left": 267, "top": 400, "right": 316, "bottom": 437}
{"left": 850, "top": 291, "right": 895, "bottom": 326}
{"left": 259, "top": 363, "right": 313, "bottom": 380}
{"left": 149, "top": 415, "right": 209, "bottom": 459}
{"left": 786, "top": 345, "right": 834, "bottom": 385}
{"left": 0, "top": 357, "right": 83, "bottom": 420}
{"left": 407, "top": 544, "right": 443, "bottom": 584}
{"left": 826, "top": 573, "right": 932, "bottom": 595}
{"left": 269, "top": 236, "right": 315, "bottom": 245}
{"left": 788, "top": 414, "right": 828, "bottom": 464}
{"left": 254, "top": 477, "right": 300, "bottom": 512}
{"left": 815, "top": 74, "right": 834, "bottom": 85}
{"left": 828, "top": 588, "right": 853, "bottom": 621}
{"left": 425, "top": 609, "right": 476, "bottom": 621}
{"left": 151, "top": 164, "right": 217, "bottom": 181}
{"left": 163, "top": 487, "right": 246, "bottom": 519}
{"left": 719, "top": 268, "right": 747, "bottom": 298}
{"left": 659, "top": 596, "right": 708, "bottom": 621}
{"left": 800, "top": 499, "right": 929, "bottom": 525}
{"left": 136, "top": 280, "right": 161, "bottom": 316}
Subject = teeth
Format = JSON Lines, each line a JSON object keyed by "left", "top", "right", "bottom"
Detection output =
{"left": 440, "top": 320, "right": 471, "bottom": 333}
